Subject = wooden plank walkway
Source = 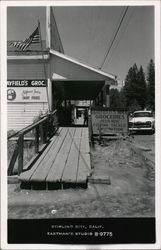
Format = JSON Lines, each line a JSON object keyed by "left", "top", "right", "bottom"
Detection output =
{"left": 19, "top": 127, "right": 91, "bottom": 189}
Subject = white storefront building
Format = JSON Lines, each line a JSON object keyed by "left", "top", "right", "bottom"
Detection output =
{"left": 7, "top": 7, "right": 116, "bottom": 131}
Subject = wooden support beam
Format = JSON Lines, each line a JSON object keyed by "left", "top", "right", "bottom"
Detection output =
{"left": 88, "top": 115, "right": 93, "bottom": 144}
{"left": 44, "top": 120, "right": 48, "bottom": 143}
{"left": 35, "top": 126, "right": 39, "bottom": 153}
{"left": 105, "top": 84, "right": 110, "bottom": 107}
{"left": 18, "top": 133, "right": 24, "bottom": 176}
{"left": 39, "top": 123, "right": 46, "bottom": 144}
{"left": 8, "top": 144, "right": 18, "bottom": 176}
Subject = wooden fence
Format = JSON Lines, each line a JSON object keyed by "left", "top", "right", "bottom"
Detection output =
{"left": 8, "top": 110, "right": 58, "bottom": 176}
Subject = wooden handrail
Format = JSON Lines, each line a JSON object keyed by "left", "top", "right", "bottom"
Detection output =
{"left": 8, "top": 110, "right": 58, "bottom": 176}
{"left": 7, "top": 110, "right": 57, "bottom": 139}
{"left": 20, "top": 117, "right": 48, "bottom": 135}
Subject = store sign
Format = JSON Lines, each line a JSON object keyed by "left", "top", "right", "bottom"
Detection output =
{"left": 7, "top": 80, "right": 47, "bottom": 87}
{"left": 91, "top": 110, "right": 128, "bottom": 134}
{"left": 7, "top": 80, "right": 47, "bottom": 103}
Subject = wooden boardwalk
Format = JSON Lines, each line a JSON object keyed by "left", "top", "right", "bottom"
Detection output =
{"left": 19, "top": 127, "right": 91, "bottom": 189}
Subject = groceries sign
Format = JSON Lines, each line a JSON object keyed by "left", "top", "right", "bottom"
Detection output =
{"left": 91, "top": 110, "right": 128, "bottom": 134}
{"left": 7, "top": 80, "right": 47, "bottom": 102}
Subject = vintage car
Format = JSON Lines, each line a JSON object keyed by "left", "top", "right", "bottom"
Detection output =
{"left": 128, "top": 110, "right": 155, "bottom": 133}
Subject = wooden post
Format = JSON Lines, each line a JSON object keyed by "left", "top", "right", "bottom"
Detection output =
{"left": 48, "top": 113, "right": 52, "bottom": 138}
{"left": 35, "top": 126, "right": 39, "bottom": 153}
{"left": 101, "top": 90, "right": 104, "bottom": 106}
{"left": 105, "top": 83, "right": 110, "bottom": 107}
{"left": 39, "top": 123, "right": 45, "bottom": 144}
{"left": 50, "top": 113, "right": 55, "bottom": 136}
{"left": 88, "top": 114, "right": 93, "bottom": 145}
{"left": 46, "top": 7, "right": 51, "bottom": 49}
{"left": 54, "top": 111, "right": 58, "bottom": 131}
{"left": 47, "top": 78, "right": 52, "bottom": 111}
{"left": 8, "top": 143, "right": 18, "bottom": 176}
{"left": 52, "top": 112, "right": 55, "bottom": 134}
{"left": 18, "top": 133, "right": 24, "bottom": 175}
{"left": 98, "top": 123, "right": 102, "bottom": 145}
{"left": 98, "top": 93, "right": 101, "bottom": 106}
{"left": 44, "top": 120, "right": 48, "bottom": 143}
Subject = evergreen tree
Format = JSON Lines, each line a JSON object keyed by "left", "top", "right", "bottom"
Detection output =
{"left": 147, "top": 59, "right": 155, "bottom": 110}
{"left": 123, "top": 63, "right": 139, "bottom": 108}
{"left": 109, "top": 88, "right": 127, "bottom": 110}
{"left": 123, "top": 63, "right": 147, "bottom": 110}
{"left": 136, "top": 65, "right": 147, "bottom": 109}
{"left": 119, "top": 88, "right": 127, "bottom": 109}
{"left": 110, "top": 88, "right": 120, "bottom": 109}
{"left": 127, "top": 99, "right": 141, "bottom": 113}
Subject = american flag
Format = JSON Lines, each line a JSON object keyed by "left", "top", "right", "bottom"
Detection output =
{"left": 10, "top": 26, "right": 40, "bottom": 51}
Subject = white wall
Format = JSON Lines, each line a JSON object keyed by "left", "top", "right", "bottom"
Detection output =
{"left": 7, "top": 103, "right": 48, "bottom": 131}
{"left": 7, "top": 59, "right": 49, "bottom": 131}
{"left": 7, "top": 60, "right": 48, "bottom": 79}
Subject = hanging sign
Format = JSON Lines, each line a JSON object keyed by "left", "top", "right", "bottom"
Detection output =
{"left": 7, "top": 80, "right": 48, "bottom": 103}
{"left": 91, "top": 110, "right": 128, "bottom": 134}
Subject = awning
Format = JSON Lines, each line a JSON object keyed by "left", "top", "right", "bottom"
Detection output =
{"left": 53, "top": 80, "right": 105, "bottom": 100}
{"left": 50, "top": 50, "right": 116, "bottom": 100}
{"left": 50, "top": 49, "right": 117, "bottom": 81}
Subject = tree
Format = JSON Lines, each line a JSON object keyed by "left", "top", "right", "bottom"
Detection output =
{"left": 123, "top": 63, "right": 147, "bottom": 111}
{"left": 127, "top": 99, "right": 141, "bottom": 113}
{"left": 147, "top": 59, "right": 155, "bottom": 110}
{"left": 123, "top": 63, "right": 139, "bottom": 108}
{"left": 136, "top": 65, "right": 147, "bottom": 109}
{"left": 119, "top": 88, "right": 127, "bottom": 109}
{"left": 110, "top": 88, "right": 126, "bottom": 110}
{"left": 110, "top": 88, "right": 120, "bottom": 109}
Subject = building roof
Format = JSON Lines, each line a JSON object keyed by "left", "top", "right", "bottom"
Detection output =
{"left": 7, "top": 40, "right": 48, "bottom": 56}
{"left": 50, "top": 49, "right": 117, "bottom": 80}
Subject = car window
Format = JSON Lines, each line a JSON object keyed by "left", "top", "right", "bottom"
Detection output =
{"left": 133, "top": 112, "right": 152, "bottom": 117}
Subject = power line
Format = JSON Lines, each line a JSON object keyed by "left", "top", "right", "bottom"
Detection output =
{"left": 87, "top": 8, "right": 103, "bottom": 64}
{"left": 99, "top": 6, "right": 129, "bottom": 70}
{"left": 100, "top": 6, "right": 125, "bottom": 64}
{"left": 105, "top": 8, "right": 135, "bottom": 67}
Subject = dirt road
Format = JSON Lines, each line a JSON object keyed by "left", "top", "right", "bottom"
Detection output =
{"left": 8, "top": 134, "right": 155, "bottom": 219}
{"left": 133, "top": 133, "right": 155, "bottom": 157}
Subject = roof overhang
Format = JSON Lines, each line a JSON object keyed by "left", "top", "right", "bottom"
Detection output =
{"left": 53, "top": 80, "right": 105, "bottom": 100}
{"left": 49, "top": 49, "right": 116, "bottom": 81}
{"left": 50, "top": 50, "right": 117, "bottom": 100}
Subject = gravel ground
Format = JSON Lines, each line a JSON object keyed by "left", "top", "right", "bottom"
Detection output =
{"left": 8, "top": 135, "right": 155, "bottom": 219}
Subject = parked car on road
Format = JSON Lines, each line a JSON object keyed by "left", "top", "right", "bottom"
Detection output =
{"left": 128, "top": 110, "right": 155, "bottom": 134}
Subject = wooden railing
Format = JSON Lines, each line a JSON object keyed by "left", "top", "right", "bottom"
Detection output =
{"left": 88, "top": 114, "right": 93, "bottom": 145}
{"left": 8, "top": 110, "right": 58, "bottom": 176}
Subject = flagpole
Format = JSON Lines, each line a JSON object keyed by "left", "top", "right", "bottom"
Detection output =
{"left": 38, "top": 20, "right": 50, "bottom": 112}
